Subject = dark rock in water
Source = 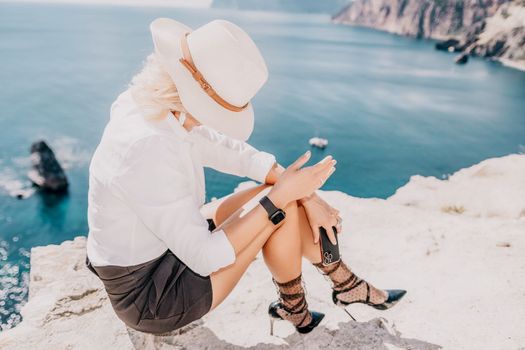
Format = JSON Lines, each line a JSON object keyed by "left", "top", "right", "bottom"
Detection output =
{"left": 455, "top": 53, "right": 469, "bottom": 65}
{"left": 435, "top": 39, "right": 461, "bottom": 52}
{"left": 28, "top": 140, "right": 68, "bottom": 192}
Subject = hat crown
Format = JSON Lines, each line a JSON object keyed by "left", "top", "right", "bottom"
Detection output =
{"left": 186, "top": 20, "right": 268, "bottom": 107}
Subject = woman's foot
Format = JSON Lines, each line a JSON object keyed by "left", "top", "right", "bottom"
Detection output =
{"left": 268, "top": 274, "right": 324, "bottom": 335}
{"left": 313, "top": 260, "right": 406, "bottom": 310}
{"left": 268, "top": 301, "right": 325, "bottom": 335}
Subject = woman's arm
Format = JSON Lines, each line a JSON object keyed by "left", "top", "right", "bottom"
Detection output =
{"left": 175, "top": 113, "right": 341, "bottom": 244}
{"left": 221, "top": 151, "right": 336, "bottom": 254}
{"left": 264, "top": 160, "right": 315, "bottom": 202}
{"left": 113, "top": 133, "right": 336, "bottom": 277}
{"left": 174, "top": 111, "right": 276, "bottom": 183}
{"left": 263, "top": 161, "right": 284, "bottom": 185}
{"left": 264, "top": 160, "right": 340, "bottom": 245}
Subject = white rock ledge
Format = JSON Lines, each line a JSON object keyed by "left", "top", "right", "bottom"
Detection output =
{"left": 1, "top": 154, "right": 524, "bottom": 349}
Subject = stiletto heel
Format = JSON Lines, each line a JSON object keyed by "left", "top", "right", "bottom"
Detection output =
{"left": 269, "top": 316, "right": 276, "bottom": 336}
{"left": 335, "top": 301, "right": 356, "bottom": 321}
{"left": 269, "top": 274, "right": 324, "bottom": 335}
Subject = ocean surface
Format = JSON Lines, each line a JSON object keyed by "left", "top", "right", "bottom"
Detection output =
{"left": 0, "top": 2, "right": 524, "bottom": 330}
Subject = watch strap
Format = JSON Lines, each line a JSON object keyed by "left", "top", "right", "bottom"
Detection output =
{"left": 259, "top": 195, "right": 279, "bottom": 217}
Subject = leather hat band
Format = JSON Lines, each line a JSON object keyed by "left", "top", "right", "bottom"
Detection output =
{"left": 179, "top": 33, "right": 249, "bottom": 113}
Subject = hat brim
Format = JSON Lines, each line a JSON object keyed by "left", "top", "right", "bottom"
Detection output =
{"left": 150, "top": 18, "right": 254, "bottom": 142}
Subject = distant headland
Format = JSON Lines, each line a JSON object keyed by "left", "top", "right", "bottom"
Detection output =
{"left": 333, "top": 0, "right": 525, "bottom": 71}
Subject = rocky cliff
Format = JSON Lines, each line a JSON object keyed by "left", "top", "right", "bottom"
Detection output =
{"left": 332, "top": 0, "right": 508, "bottom": 39}
{"left": 469, "top": 2, "right": 525, "bottom": 67}
{"left": 0, "top": 154, "right": 524, "bottom": 349}
{"left": 333, "top": 0, "right": 525, "bottom": 69}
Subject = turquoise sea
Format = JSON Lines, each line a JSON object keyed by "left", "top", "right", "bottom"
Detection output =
{"left": 0, "top": 3, "right": 524, "bottom": 330}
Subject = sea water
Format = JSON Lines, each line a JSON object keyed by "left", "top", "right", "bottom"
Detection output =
{"left": 0, "top": 3, "right": 524, "bottom": 329}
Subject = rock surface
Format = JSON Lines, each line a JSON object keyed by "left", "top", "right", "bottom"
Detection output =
{"left": 468, "top": 2, "right": 525, "bottom": 66}
{"left": 333, "top": 0, "right": 525, "bottom": 70}
{"left": 27, "top": 140, "right": 68, "bottom": 192}
{"left": 389, "top": 153, "right": 525, "bottom": 219}
{"left": 332, "top": 0, "right": 508, "bottom": 39}
{"left": 1, "top": 154, "right": 525, "bottom": 349}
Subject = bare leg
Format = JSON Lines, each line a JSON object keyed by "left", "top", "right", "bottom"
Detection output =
{"left": 261, "top": 199, "right": 302, "bottom": 283}
{"left": 214, "top": 186, "right": 306, "bottom": 284}
{"left": 209, "top": 184, "right": 320, "bottom": 331}
{"left": 296, "top": 204, "right": 389, "bottom": 304}
{"left": 209, "top": 185, "right": 389, "bottom": 311}
{"left": 297, "top": 205, "right": 323, "bottom": 264}
{"left": 209, "top": 185, "right": 303, "bottom": 310}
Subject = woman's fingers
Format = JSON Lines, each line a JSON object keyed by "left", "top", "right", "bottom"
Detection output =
{"left": 315, "top": 161, "right": 336, "bottom": 179}
{"left": 326, "top": 166, "right": 336, "bottom": 178}
{"left": 310, "top": 155, "right": 334, "bottom": 173}
{"left": 327, "top": 227, "right": 338, "bottom": 245}
{"left": 317, "top": 165, "right": 336, "bottom": 187}
{"left": 311, "top": 225, "right": 320, "bottom": 244}
{"left": 289, "top": 150, "right": 312, "bottom": 171}
{"left": 279, "top": 153, "right": 337, "bottom": 202}
{"left": 320, "top": 225, "right": 338, "bottom": 245}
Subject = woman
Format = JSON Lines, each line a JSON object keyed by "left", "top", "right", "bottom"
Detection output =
{"left": 85, "top": 18, "right": 406, "bottom": 336}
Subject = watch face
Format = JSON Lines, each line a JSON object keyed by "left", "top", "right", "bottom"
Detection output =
{"left": 270, "top": 210, "right": 286, "bottom": 225}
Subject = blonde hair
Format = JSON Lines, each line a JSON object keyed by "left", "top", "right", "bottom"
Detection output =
{"left": 128, "top": 53, "right": 186, "bottom": 119}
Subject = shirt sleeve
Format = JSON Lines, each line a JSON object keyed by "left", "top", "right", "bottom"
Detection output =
{"left": 110, "top": 135, "right": 236, "bottom": 277}
{"left": 188, "top": 124, "right": 276, "bottom": 183}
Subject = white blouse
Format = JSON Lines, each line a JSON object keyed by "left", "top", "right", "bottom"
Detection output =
{"left": 86, "top": 89, "right": 276, "bottom": 276}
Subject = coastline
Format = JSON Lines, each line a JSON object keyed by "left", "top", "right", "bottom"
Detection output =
{"left": 329, "top": 17, "right": 525, "bottom": 72}
{"left": 500, "top": 57, "right": 525, "bottom": 71}
{"left": 332, "top": 0, "right": 525, "bottom": 73}
{"left": 333, "top": 20, "right": 525, "bottom": 72}
{"left": 0, "top": 153, "right": 523, "bottom": 349}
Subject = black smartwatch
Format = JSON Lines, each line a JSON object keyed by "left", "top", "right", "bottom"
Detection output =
{"left": 259, "top": 195, "right": 286, "bottom": 225}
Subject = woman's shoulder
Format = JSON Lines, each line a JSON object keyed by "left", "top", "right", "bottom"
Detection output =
{"left": 91, "top": 90, "right": 186, "bottom": 179}
{"left": 90, "top": 132, "right": 186, "bottom": 189}
{"left": 108, "top": 89, "right": 176, "bottom": 137}
{"left": 109, "top": 88, "right": 134, "bottom": 118}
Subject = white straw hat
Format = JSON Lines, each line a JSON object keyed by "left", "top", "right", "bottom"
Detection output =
{"left": 150, "top": 18, "right": 269, "bottom": 141}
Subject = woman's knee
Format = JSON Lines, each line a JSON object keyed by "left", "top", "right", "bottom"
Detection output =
{"left": 283, "top": 199, "right": 299, "bottom": 219}
{"left": 264, "top": 200, "right": 300, "bottom": 244}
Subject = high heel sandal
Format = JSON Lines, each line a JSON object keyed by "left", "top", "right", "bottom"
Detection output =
{"left": 268, "top": 275, "right": 325, "bottom": 336}
{"left": 314, "top": 260, "right": 406, "bottom": 321}
{"left": 268, "top": 301, "right": 325, "bottom": 335}
{"left": 332, "top": 277, "right": 407, "bottom": 320}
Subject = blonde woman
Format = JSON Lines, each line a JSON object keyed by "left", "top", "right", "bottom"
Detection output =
{"left": 85, "top": 18, "right": 406, "bottom": 336}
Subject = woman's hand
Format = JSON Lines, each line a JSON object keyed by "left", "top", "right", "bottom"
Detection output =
{"left": 267, "top": 151, "right": 336, "bottom": 209}
{"left": 299, "top": 193, "right": 341, "bottom": 245}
